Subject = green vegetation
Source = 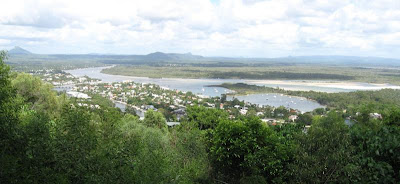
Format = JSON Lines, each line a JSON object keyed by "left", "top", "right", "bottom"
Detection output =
{"left": 186, "top": 106, "right": 229, "bottom": 130}
{"left": 7, "top": 54, "right": 105, "bottom": 71}
{"left": 102, "top": 65, "right": 355, "bottom": 80}
{"left": 215, "top": 82, "right": 400, "bottom": 109}
{"left": 1, "top": 52, "right": 211, "bottom": 183}
{"left": 209, "top": 82, "right": 286, "bottom": 95}
{"left": 1, "top": 52, "right": 400, "bottom": 183}
{"left": 102, "top": 65, "right": 356, "bottom": 80}
{"left": 102, "top": 65, "right": 400, "bottom": 85}
{"left": 209, "top": 116, "right": 295, "bottom": 183}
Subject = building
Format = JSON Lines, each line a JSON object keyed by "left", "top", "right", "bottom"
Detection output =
{"left": 288, "top": 115, "right": 298, "bottom": 122}
{"left": 166, "top": 122, "right": 180, "bottom": 127}
{"left": 173, "top": 108, "right": 186, "bottom": 120}
{"left": 369, "top": 113, "right": 382, "bottom": 119}
{"left": 66, "top": 91, "right": 91, "bottom": 99}
{"left": 256, "top": 112, "right": 264, "bottom": 116}
{"left": 261, "top": 118, "right": 276, "bottom": 123}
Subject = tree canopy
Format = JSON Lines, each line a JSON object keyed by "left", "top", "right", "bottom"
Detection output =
{"left": 1, "top": 53, "right": 400, "bottom": 183}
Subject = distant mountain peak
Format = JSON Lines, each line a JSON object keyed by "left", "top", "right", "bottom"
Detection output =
{"left": 147, "top": 51, "right": 167, "bottom": 56}
{"left": 145, "top": 52, "right": 171, "bottom": 60}
{"left": 8, "top": 46, "right": 32, "bottom": 55}
{"left": 144, "top": 51, "right": 203, "bottom": 60}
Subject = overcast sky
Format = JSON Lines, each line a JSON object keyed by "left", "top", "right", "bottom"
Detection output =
{"left": 0, "top": 0, "right": 399, "bottom": 58}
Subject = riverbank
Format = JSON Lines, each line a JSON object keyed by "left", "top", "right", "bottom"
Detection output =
{"left": 101, "top": 65, "right": 400, "bottom": 85}
{"left": 207, "top": 83, "right": 283, "bottom": 95}
{"left": 246, "top": 80, "right": 400, "bottom": 91}
{"left": 210, "top": 83, "right": 400, "bottom": 109}
{"left": 101, "top": 66, "right": 400, "bottom": 92}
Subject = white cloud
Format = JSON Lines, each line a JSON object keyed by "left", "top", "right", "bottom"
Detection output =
{"left": 0, "top": 0, "right": 399, "bottom": 58}
{"left": 0, "top": 39, "right": 11, "bottom": 45}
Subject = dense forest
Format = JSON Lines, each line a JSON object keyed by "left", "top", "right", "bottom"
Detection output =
{"left": 1, "top": 51, "right": 400, "bottom": 183}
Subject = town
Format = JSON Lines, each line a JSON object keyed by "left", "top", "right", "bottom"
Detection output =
{"left": 28, "top": 68, "right": 387, "bottom": 130}
{"left": 29, "top": 69, "right": 312, "bottom": 126}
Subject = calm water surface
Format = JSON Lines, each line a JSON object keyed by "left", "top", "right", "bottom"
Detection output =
{"left": 227, "top": 94, "right": 323, "bottom": 112}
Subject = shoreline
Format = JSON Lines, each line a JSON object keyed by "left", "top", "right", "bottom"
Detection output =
{"left": 70, "top": 66, "right": 400, "bottom": 92}
{"left": 246, "top": 80, "right": 400, "bottom": 91}
{"left": 100, "top": 66, "right": 400, "bottom": 91}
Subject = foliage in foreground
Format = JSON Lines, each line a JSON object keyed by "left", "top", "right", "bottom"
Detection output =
{"left": 1, "top": 52, "right": 400, "bottom": 183}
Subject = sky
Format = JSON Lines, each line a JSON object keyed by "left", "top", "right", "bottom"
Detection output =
{"left": 0, "top": 0, "right": 399, "bottom": 58}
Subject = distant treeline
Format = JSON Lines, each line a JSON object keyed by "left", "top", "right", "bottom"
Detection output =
{"left": 380, "top": 73, "right": 400, "bottom": 77}
{"left": 102, "top": 65, "right": 356, "bottom": 81}
{"left": 100, "top": 60, "right": 163, "bottom": 65}
{"left": 99, "top": 60, "right": 303, "bottom": 67}
{"left": 211, "top": 71, "right": 354, "bottom": 80}
{"left": 100, "top": 60, "right": 250, "bottom": 67}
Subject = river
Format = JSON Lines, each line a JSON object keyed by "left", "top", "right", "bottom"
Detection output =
{"left": 65, "top": 66, "right": 400, "bottom": 112}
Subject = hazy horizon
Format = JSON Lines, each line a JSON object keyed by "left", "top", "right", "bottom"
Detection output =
{"left": 6, "top": 46, "right": 400, "bottom": 60}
